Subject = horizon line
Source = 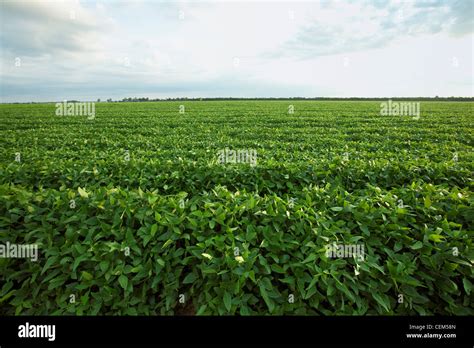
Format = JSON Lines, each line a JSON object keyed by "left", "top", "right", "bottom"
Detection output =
{"left": 2, "top": 96, "right": 474, "bottom": 104}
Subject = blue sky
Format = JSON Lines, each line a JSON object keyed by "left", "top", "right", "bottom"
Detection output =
{"left": 0, "top": 0, "right": 472, "bottom": 102}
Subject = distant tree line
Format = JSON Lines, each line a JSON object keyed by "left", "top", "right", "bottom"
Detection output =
{"left": 5, "top": 96, "right": 473, "bottom": 104}
{"left": 110, "top": 96, "right": 473, "bottom": 102}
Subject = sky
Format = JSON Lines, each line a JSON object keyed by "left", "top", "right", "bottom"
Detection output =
{"left": 0, "top": 0, "right": 473, "bottom": 102}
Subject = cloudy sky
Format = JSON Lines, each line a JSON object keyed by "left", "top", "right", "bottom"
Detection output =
{"left": 0, "top": 0, "right": 472, "bottom": 102}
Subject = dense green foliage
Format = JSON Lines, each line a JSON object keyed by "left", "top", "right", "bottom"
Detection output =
{"left": 0, "top": 101, "right": 473, "bottom": 315}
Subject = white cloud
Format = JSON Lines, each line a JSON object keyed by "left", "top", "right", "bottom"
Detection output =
{"left": 0, "top": 0, "right": 472, "bottom": 102}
